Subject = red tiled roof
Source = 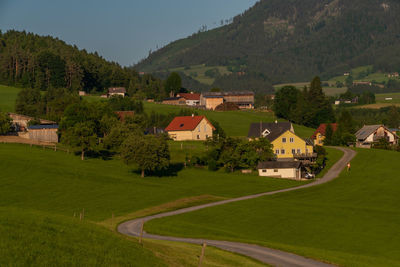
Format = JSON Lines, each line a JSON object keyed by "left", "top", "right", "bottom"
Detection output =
{"left": 115, "top": 111, "right": 134, "bottom": 122}
{"left": 311, "top": 123, "right": 338, "bottom": 139}
{"left": 178, "top": 93, "right": 201, "bottom": 101}
{"left": 165, "top": 116, "right": 215, "bottom": 131}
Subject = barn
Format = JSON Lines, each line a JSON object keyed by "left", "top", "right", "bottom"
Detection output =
{"left": 27, "top": 125, "right": 59, "bottom": 143}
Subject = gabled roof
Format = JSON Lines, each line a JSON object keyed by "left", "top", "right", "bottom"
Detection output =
{"left": 28, "top": 124, "right": 59, "bottom": 130}
{"left": 257, "top": 161, "right": 301, "bottom": 169}
{"left": 108, "top": 87, "right": 126, "bottom": 94}
{"left": 178, "top": 93, "right": 200, "bottom": 101}
{"left": 202, "top": 91, "right": 254, "bottom": 97}
{"left": 355, "top": 125, "right": 393, "bottom": 141}
{"left": 311, "top": 123, "right": 338, "bottom": 139}
{"left": 247, "top": 122, "right": 293, "bottom": 142}
{"left": 165, "top": 116, "right": 215, "bottom": 131}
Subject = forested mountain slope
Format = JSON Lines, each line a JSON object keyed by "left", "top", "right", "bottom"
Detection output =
{"left": 136, "top": 0, "right": 400, "bottom": 90}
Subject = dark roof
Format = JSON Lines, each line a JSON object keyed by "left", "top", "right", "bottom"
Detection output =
{"left": 202, "top": 91, "right": 254, "bottom": 96}
{"left": 203, "top": 95, "right": 224, "bottom": 99}
{"left": 257, "top": 161, "right": 301, "bottom": 169}
{"left": 28, "top": 124, "right": 59, "bottom": 130}
{"left": 355, "top": 125, "right": 382, "bottom": 140}
{"left": 247, "top": 122, "right": 292, "bottom": 141}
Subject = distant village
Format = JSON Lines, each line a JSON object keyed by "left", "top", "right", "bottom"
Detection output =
{"left": 4, "top": 84, "right": 399, "bottom": 181}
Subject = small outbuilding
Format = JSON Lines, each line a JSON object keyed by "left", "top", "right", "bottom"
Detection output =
{"left": 108, "top": 87, "right": 126, "bottom": 98}
{"left": 257, "top": 161, "right": 302, "bottom": 180}
{"left": 26, "top": 124, "right": 59, "bottom": 143}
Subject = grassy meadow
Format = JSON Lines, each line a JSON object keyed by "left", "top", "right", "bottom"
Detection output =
{"left": 169, "top": 64, "right": 232, "bottom": 85}
{"left": 146, "top": 148, "right": 400, "bottom": 267}
{"left": 0, "top": 143, "right": 306, "bottom": 265}
{"left": 0, "top": 85, "right": 20, "bottom": 112}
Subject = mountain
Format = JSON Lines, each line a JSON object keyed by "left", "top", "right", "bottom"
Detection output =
{"left": 136, "top": 0, "right": 400, "bottom": 91}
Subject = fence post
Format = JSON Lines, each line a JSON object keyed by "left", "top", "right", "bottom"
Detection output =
{"left": 139, "top": 220, "right": 145, "bottom": 244}
{"left": 198, "top": 242, "right": 207, "bottom": 267}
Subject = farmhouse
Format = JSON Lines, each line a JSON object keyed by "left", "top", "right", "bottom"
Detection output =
{"left": 200, "top": 91, "right": 255, "bottom": 110}
{"left": 248, "top": 122, "right": 315, "bottom": 160}
{"left": 355, "top": 125, "right": 398, "bottom": 148}
{"left": 108, "top": 87, "right": 126, "bottom": 98}
{"left": 311, "top": 123, "right": 338, "bottom": 146}
{"left": 257, "top": 161, "right": 302, "bottom": 180}
{"left": 165, "top": 115, "right": 215, "bottom": 141}
{"left": 177, "top": 92, "right": 201, "bottom": 106}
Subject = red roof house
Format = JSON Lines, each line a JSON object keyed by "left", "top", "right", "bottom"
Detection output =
{"left": 177, "top": 93, "right": 201, "bottom": 106}
{"left": 312, "top": 123, "right": 338, "bottom": 145}
{"left": 165, "top": 115, "right": 215, "bottom": 141}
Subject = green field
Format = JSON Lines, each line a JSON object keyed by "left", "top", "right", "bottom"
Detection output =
{"left": 169, "top": 64, "right": 232, "bottom": 85}
{"left": 0, "top": 143, "right": 303, "bottom": 222}
{"left": 146, "top": 148, "right": 400, "bottom": 266}
{"left": 273, "top": 82, "right": 347, "bottom": 96}
{"left": 143, "top": 102, "right": 315, "bottom": 139}
{"left": 376, "top": 92, "right": 400, "bottom": 104}
{"left": 0, "top": 207, "right": 165, "bottom": 266}
{"left": 0, "top": 85, "right": 20, "bottom": 112}
{"left": 0, "top": 143, "right": 306, "bottom": 265}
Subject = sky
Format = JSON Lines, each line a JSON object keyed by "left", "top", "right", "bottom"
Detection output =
{"left": 0, "top": 0, "right": 258, "bottom": 66}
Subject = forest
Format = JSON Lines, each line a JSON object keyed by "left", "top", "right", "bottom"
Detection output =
{"left": 0, "top": 30, "right": 167, "bottom": 100}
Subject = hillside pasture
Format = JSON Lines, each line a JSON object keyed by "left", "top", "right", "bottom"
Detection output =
{"left": 146, "top": 148, "right": 400, "bottom": 267}
{"left": 0, "top": 143, "right": 303, "bottom": 223}
{"left": 0, "top": 85, "right": 20, "bottom": 112}
{"left": 169, "top": 64, "right": 232, "bottom": 85}
{"left": 376, "top": 92, "right": 400, "bottom": 104}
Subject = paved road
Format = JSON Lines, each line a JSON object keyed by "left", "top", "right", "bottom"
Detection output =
{"left": 119, "top": 147, "right": 356, "bottom": 267}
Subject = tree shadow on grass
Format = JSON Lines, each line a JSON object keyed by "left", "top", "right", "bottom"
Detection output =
{"left": 75, "top": 149, "right": 116, "bottom": 161}
{"left": 132, "top": 163, "right": 185, "bottom": 177}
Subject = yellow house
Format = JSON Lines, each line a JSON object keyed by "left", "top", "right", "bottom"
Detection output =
{"left": 248, "top": 122, "right": 314, "bottom": 159}
{"left": 311, "top": 123, "right": 338, "bottom": 146}
{"left": 165, "top": 115, "right": 215, "bottom": 141}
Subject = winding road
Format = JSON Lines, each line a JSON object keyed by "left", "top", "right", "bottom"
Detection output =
{"left": 119, "top": 147, "right": 356, "bottom": 267}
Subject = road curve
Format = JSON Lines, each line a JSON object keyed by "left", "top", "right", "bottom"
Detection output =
{"left": 119, "top": 147, "right": 356, "bottom": 267}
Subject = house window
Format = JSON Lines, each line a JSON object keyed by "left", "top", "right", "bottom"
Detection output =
{"left": 290, "top": 137, "right": 294, "bottom": 143}
{"left": 262, "top": 170, "right": 267, "bottom": 173}
{"left": 282, "top": 138, "right": 287, "bottom": 143}
{"left": 292, "top": 149, "right": 296, "bottom": 154}
{"left": 198, "top": 127, "right": 201, "bottom": 132}
{"left": 274, "top": 169, "right": 278, "bottom": 172}
{"left": 275, "top": 149, "right": 280, "bottom": 155}
{"left": 297, "top": 149, "right": 301, "bottom": 154}
{"left": 281, "top": 149, "right": 285, "bottom": 154}
{"left": 197, "top": 135, "right": 200, "bottom": 140}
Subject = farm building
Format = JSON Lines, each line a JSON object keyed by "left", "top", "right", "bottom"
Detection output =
{"left": 165, "top": 115, "right": 215, "bottom": 141}
{"left": 162, "top": 97, "right": 187, "bottom": 105}
{"left": 26, "top": 125, "right": 59, "bottom": 143}
{"left": 257, "top": 161, "right": 302, "bottom": 180}
{"left": 248, "top": 122, "right": 315, "bottom": 161}
{"left": 108, "top": 87, "right": 126, "bottom": 98}
{"left": 311, "top": 123, "right": 338, "bottom": 146}
{"left": 177, "top": 93, "right": 201, "bottom": 106}
{"left": 355, "top": 125, "right": 398, "bottom": 148}
{"left": 200, "top": 91, "right": 255, "bottom": 110}
{"left": 8, "top": 113, "right": 56, "bottom": 132}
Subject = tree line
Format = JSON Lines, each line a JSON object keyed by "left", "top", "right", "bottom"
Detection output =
{"left": 0, "top": 30, "right": 167, "bottom": 100}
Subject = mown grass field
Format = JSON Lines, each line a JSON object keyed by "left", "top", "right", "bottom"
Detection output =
{"left": 0, "top": 143, "right": 303, "bottom": 222}
{"left": 146, "top": 148, "right": 400, "bottom": 267}
{"left": 0, "top": 85, "right": 20, "bottom": 112}
{"left": 0, "top": 207, "right": 165, "bottom": 266}
{"left": 376, "top": 92, "right": 400, "bottom": 104}
{"left": 169, "top": 64, "right": 231, "bottom": 85}
{"left": 0, "top": 143, "right": 305, "bottom": 266}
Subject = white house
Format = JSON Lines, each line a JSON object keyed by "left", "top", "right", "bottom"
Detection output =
{"left": 355, "top": 125, "right": 398, "bottom": 148}
{"left": 257, "top": 161, "right": 302, "bottom": 180}
{"left": 108, "top": 87, "right": 126, "bottom": 98}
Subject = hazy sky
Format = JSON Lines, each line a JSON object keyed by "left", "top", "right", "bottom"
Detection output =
{"left": 0, "top": 0, "right": 258, "bottom": 66}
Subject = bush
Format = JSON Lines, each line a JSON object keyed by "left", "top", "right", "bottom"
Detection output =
{"left": 208, "top": 159, "right": 218, "bottom": 171}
